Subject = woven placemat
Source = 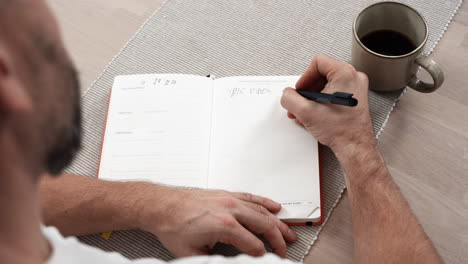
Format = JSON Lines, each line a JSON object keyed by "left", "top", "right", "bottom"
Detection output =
{"left": 65, "top": 0, "right": 462, "bottom": 262}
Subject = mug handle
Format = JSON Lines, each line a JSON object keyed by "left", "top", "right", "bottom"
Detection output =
{"left": 408, "top": 56, "right": 444, "bottom": 93}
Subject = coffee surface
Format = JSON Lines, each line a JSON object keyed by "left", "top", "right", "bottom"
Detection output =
{"left": 361, "top": 30, "right": 417, "bottom": 56}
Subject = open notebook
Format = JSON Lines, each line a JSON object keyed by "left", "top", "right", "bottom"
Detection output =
{"left": 98, "top": 74, "right": 322, "bottom": 224}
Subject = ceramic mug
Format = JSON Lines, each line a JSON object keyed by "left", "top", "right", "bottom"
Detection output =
{"left": 352, "top": 1, "right": 444, "bottom": 93}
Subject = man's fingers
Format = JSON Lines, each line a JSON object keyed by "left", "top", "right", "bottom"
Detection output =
{"left": 281, "top": 88, "right": 316, "bottom": 122}
{"left": 231, "top": 192, "right": 281, "bottom": 213}
{"left": 242, "top": 201, "right": 298, "bottom": 243}
{"left": 297, "top": 75, "right": 328, "bottom": 92}
{"left": 219, "top": 218, "right": 266, "bottom": 257}
{"left": 263, "top": 221, "right": 288, "bottom": 258}
{"left": 296, "top": 55, "right": 345, "bottom": 90}
{"left": 235, "top": 206, "right": 288, "bottom": 258}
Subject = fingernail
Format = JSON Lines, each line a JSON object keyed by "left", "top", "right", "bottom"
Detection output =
{"left": 269, "top": 200, "right": 282, "bottom": 211}
{"left": 289, "top": 229, "right": 298, "bottom": 241}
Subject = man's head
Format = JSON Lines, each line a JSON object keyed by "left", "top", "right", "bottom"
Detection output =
{"left": 0, "top": 0, "right": 81, "bottom": 179}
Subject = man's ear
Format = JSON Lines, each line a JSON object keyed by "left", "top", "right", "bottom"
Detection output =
{"left": 0, "top": 44, "right": 33, "bottom": 114}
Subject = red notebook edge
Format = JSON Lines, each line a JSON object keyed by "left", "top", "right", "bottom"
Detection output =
{"left": 95, "top": 88, "right": 113, "bottom": 180}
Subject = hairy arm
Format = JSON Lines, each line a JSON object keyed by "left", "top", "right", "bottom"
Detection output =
{"left": 336, "top": 144, "right": 442, "bottom": 264}
{"left": 281, "top": 55, "right": 442, "bottom": 264}
{"left": 39, "top": 173, "right": 296, "bottom": 257}
{"left": 39, "top": 173, "right": 154, "bottom": 236}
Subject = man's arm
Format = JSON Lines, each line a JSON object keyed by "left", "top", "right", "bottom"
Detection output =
{"left": 39, "top": 173, "right": 297, "bottom": 257}
{"left": 281, "top": 55, "right": 442, "bottom": 264}
{"left": 336, "top": 143, "right": 443, "bottom": 264}
{"left": 40, "top": 173, "right": 147, "bottom": 236}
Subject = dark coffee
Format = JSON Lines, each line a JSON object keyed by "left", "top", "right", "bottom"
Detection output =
{"left": 360, "top": 30, "right": 416, "bottom": 56}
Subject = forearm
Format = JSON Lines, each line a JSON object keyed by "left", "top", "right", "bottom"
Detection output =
{"left": 335, "top": 144, "right": 443, "bottom": 264}
{"left": 39, "top": 173, "right": 164, "bottom": 236}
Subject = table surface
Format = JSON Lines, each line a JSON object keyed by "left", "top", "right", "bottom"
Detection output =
{"left": 46, "top": 1, "right": 468, "bottom": 263}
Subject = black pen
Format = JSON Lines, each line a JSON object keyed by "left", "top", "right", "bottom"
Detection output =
{"left": 297, "top": 90, "right": 358, "bottom": 107}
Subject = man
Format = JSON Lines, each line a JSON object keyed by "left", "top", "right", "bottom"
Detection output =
{"left": 0, "top": 0, "right": 443, "bottom": 263}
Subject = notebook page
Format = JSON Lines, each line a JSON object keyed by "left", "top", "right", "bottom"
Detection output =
{"left": 208, "top": 76, "right": 320, "bottom": 221}
{"left": 98, "top": 74, "right": 213, "bottom": 188}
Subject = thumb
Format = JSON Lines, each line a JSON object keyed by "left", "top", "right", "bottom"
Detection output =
{"left": 280, "top": 87, "right": 316, "bottom": 119}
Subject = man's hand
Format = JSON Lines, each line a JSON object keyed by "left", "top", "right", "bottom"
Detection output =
{"left": 40, "top": 174, "right": 296, "bottom": 259}
{"left": 135, "top": 185, "right": 297, "bottom": 258}
{"left": 281, "top": 55, "right": 375, "bottom": 157}
{"left": 279, "top": 55, "right": 443, "bottom": 264}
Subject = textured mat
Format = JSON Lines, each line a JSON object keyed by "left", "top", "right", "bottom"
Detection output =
{"left": 65, "top": 0, "right": 462, "bottom": 262}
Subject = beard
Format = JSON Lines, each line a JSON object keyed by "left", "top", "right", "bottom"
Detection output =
{"left": 44, "top": 65, "right": 82, "bottom": 175}
{"left": 45, "top": 104, "right": 81, "bottom": 175}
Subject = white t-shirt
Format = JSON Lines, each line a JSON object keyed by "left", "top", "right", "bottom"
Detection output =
{"left": 43, "top": 226, "right": 298, "bottom": 264}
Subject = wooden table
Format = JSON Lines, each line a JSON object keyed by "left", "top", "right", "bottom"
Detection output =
{"left": 47, "top": 1, "right": 468, "bottom": 263}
